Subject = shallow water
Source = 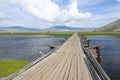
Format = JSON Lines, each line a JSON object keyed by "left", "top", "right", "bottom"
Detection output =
{"left": 87, "top": 35, "right": 120, "bottom": 80}
{"left": 0, "top": 35, "right": 68, "bottom": 62}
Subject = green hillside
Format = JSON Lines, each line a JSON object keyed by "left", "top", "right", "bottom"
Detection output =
{"left": 96, "top": 19, "right": 120, "bottom": 32}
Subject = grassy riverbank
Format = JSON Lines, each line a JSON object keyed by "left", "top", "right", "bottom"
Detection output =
{"left": 80, "top": 32, "right": 120, "bottom": 35}
{"left": 0, "top": 31, "right": 120, "bottom": 35}
{"left": 0, "top": 59, "right": 29, "bottom": 78}
{"left": 0, "top": 31, "right": 74, "bottom": 36}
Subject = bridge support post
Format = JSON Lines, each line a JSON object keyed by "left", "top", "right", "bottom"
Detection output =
{"left": 87, "top": 46, "right": 101, "bottom": 63}
{"left": 83, "top": 39, "right": 90, "bottom": 47}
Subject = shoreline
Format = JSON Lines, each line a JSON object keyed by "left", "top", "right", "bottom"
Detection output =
{"left": 0, "top": 31, "right": 120, "bottom": 35}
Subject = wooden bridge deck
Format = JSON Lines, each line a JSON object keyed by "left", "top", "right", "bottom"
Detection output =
{"left": 13, "top": 33, "right": 93, "bottom": 80}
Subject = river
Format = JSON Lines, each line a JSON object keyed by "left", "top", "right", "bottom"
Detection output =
{"left": 87, "top": 35, "right": 120, "bottom": 80}
{"left": 0, "top": 35, "right": 120, "bottom": 79}
{"left": 0, "top": 35, "right": 68, "bottom": 62}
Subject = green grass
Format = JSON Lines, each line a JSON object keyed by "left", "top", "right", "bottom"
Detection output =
{"left": 0, "top": 31, "right": 74, "bottom": 36}
{"left": 79, "top": 31, "right": 120, "bottom": 35}
{"left": 0, "top": 31, "right": 120, "bottom": 35}
{"left": 0, "top": 59, "right": 29, "bottom": 78}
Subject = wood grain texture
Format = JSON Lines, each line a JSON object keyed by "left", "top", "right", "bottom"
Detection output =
{"left": 13, "top": 33, "right": 93, "bottom": 80}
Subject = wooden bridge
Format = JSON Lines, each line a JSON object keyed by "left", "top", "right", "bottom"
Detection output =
{"left": 6, "top": 33, "right": 110, "bottom": 80}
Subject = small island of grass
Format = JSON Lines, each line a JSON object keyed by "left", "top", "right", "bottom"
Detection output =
{"left": 0, "top": 59, "right": 29, "bottom": 78}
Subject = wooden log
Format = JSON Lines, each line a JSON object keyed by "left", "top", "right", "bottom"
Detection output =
{"left": 83, "top": 39, "right": 90, "bottom": 47}
{"left": 83, "top": 47, "right": 110, "bottom": 80}
{"left": 86, "top": 45, "right": 101, "bottom": 63}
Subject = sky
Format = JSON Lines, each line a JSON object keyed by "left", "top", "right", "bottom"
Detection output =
{"left": 0, "top": 0, "right": 120, "bottom": 29}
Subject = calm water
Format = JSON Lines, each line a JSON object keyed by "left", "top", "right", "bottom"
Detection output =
{"left": 0, "top": 35, "right": 120, "bottom": 79}
{"left": 87, "top": 35, "right": 120, "bottom": 80}
{"left": 0, "top": 35, "right": 67, "bottom": 62}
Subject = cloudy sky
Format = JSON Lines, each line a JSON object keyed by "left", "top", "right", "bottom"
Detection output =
{"left": 0, "top": 0, "right": 120, "bottom": 29}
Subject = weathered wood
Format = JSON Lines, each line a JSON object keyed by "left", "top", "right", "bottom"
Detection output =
{"left": 79, "top": 34, "right": 110, "bottom": 80}
{"left": 3, "top": 32, "right": 110, "bottom": 80}
{"left": 83, "top": 47, "right": 110, "bottom": 80}
{"left": 81, "top": 41, "right": 110, "bottom": 80}
{"left": 87, "top": 45, "right": 101, "bottom": 62}
{"left": 5, "top": 46, "right": 60, "bottom": 80}
{"left": 83, "top": 39, "right": 90, "bottom": 47}
{"left": 12, "top": 33, "right": 93, "bottom": 80}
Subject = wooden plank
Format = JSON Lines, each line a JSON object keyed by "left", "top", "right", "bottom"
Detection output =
{"left": 13, "top": 33, "right": 93, "bottom": 80}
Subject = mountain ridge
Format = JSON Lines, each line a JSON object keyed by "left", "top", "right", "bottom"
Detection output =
{"left": 96, "top": 19, "right": 120, "bottom": 32}
{"left": 0, "top": 26, "right": 95, "bottom": 31}
{"left": 0, "top": 26, "right": 41, "bottom": 31}
{"left": 45, "top": 25, "right": 95, "bottom": 31}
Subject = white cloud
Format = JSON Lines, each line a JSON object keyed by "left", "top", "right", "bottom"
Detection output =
{"left": 65, "top": 11, "right": 120, "bottom": 28}
{"left": 90, "top": 12, "right": 120, "bottom": 28}
{"left": 0, "top": 0, "right": 119, "bottom": 29}
{"left": 21, "top": 0, "right": 61, "bottom": 22}
{"left": 0, "top": 13, "right": 10, "bottom": 19}
{"left": 0, "top": 0, "right": 92, "bottom": 28}
{"left": 69, "top": 1, "right": 91, "bottom": 19}
{"left": 116, "top": 0, "right": 120, "bottom": 3}
{"left": 15, "top": 0, "right": 92, "bottom": 22}
{"left": 65, "top": 20, "right": 92, "bottom": 28}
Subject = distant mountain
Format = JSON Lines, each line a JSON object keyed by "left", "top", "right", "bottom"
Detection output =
{"left": 0, "top": 26, "right": 41, "bottom": 31}
{"left": 0, "top": 25, "right": 95, "bottom": 32}
{"left": 96, "top": 19, "right": 120, "bottom": 32}
{"left": 45, "top": 26, "right": 95, "bottom": 31}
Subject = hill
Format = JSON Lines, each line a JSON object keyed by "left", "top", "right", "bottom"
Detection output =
{"left": 96, "top": 19, "right": 120, "bottom": 32}
{"left": 45, "top": 26, "right": 95, "bottom": 31}
{"left": 0, "top": 26, "right": 41, "bottom": 32}
{"left": 0, "top": 26, "right": 95, "bottom": 32}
